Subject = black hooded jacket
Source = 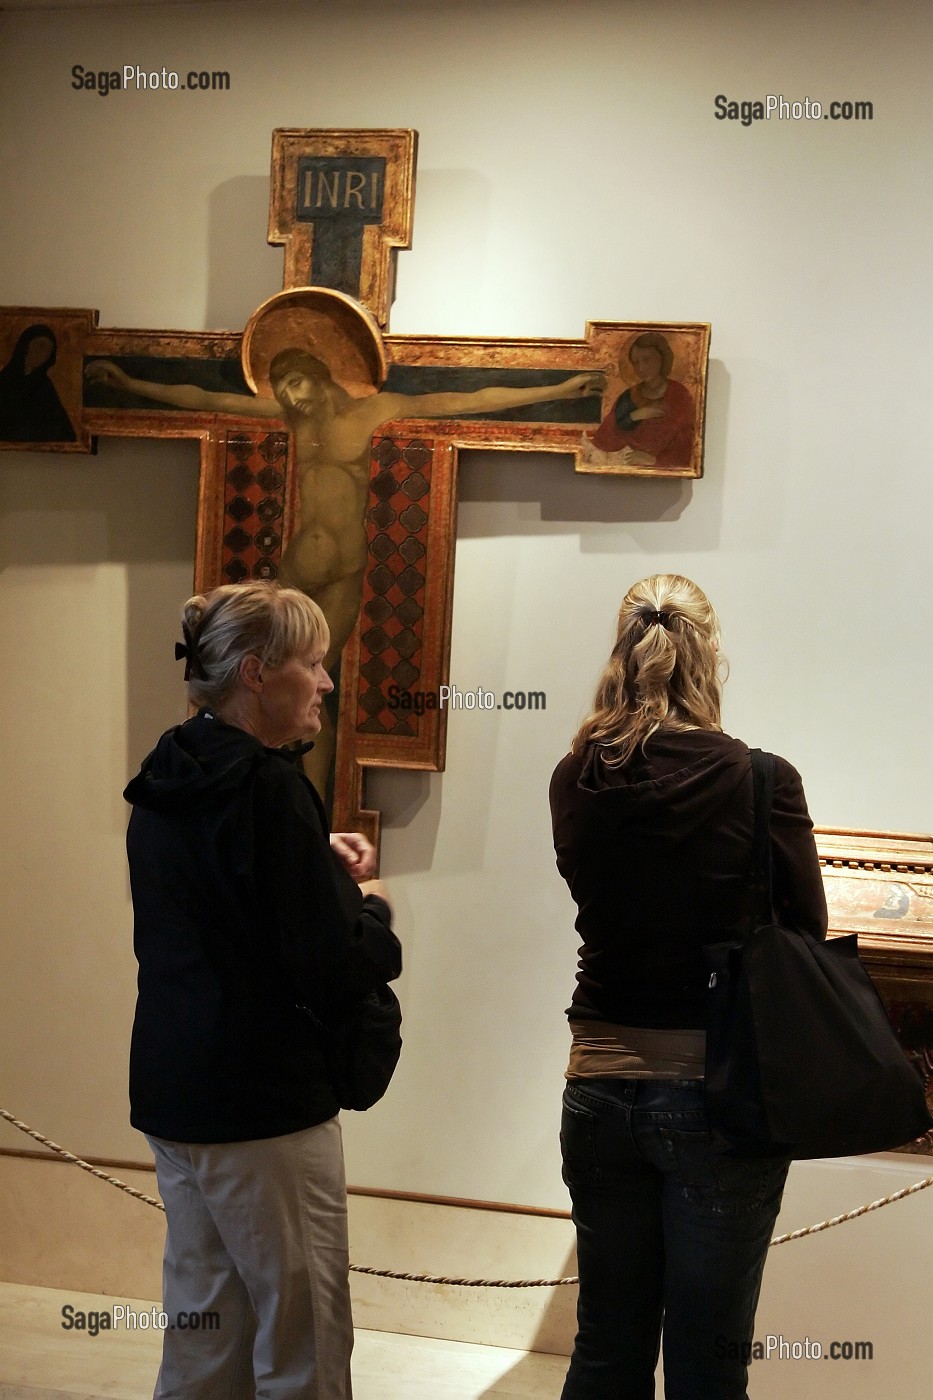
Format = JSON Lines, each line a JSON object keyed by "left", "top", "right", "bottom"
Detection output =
{"left": 124, "top": 710, "right": 401, "bottom": 1142}
{"left": 549, "top": 730, "right": 827, "bottom": 1029}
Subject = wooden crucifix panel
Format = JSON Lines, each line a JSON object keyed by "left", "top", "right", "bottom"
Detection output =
{"left": 0, "top": 126, "right": 711, "bottom": 833}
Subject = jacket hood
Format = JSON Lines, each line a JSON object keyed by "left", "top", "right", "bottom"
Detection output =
{"left": 124, "top": 711, "right": 267, "bottom": 814}
{"left": 568, "top": 731, "right": 750, "bottom": 843}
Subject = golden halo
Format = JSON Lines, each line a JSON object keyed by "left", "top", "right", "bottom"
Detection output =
{"left": 241, "top": 287, "right": 387, "bottom": 401}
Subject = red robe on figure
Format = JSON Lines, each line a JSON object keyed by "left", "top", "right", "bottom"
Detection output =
{"left": 590, "top": 378, "right": 694, "bottom": 467}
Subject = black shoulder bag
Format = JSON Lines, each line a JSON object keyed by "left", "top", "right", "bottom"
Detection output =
{"left": 703, "top": 749, "right": 932, "bottom": 1159}
{"left": 300, "top": 985, "right": 403, "bottom": 1112}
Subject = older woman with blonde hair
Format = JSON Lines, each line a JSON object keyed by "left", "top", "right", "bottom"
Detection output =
{"left": 125, "top": 581, "right": 401, "bottom": 1400}
{"left": 550, "top": 574, "right": 826, "bottom": 1400}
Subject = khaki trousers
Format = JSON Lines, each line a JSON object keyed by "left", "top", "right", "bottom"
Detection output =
{"left": 148, "top": 1117, "right": 352, "bottom": 1400}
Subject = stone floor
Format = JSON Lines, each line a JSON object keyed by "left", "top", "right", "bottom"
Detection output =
{"left": 0, "top": 1281, "right": 569, "bottom": 1399}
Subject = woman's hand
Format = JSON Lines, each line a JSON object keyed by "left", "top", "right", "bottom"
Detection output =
{"left": 330, "top": 831, "right": 377, "bottom": 880}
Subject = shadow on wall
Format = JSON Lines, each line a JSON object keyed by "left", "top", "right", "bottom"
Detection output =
{"left": 0, "top": 435, "right": 200, "bottom": 787}
{"left": 457, "top": 446, "right": 694, "bottom": 533}
{"left": 206, "top": 176, "right": 284, "bottom": 332}
{"left": 457, "top": 357, "right": 729, "bottom": 547}
{"left": 0, "top": 438, "right": 197, "bottom": 569}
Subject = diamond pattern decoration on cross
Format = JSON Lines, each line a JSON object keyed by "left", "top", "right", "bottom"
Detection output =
{"left": 357, "top": 436, "right": 435, "bottom": 736}
{"left": 221, "top": 431, "right": 290, "bottom": 584}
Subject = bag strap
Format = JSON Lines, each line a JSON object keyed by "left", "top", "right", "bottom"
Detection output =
{"left": 749, "top": 748, "right": 776, "bottom": 927}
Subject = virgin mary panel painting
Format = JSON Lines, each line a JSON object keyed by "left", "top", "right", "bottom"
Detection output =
{"left": 0, "top": 309, "right": 93, "bottom": 452}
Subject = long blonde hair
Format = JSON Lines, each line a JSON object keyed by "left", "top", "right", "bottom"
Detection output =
{"left": 572, "top": 574, "right": 723, "bottom": 764}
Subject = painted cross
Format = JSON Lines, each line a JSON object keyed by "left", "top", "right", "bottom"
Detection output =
{"left": 0, "top": 127, "right": 710, "bottom": 840}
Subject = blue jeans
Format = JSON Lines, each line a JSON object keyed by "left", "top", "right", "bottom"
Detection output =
{"left": 560, "top": 1079, "right": 789, "bottom": 1400}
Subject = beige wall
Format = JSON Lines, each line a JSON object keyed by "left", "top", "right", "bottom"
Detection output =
{"left": 1, "top": 0, "right": 931, "bottom": 1382}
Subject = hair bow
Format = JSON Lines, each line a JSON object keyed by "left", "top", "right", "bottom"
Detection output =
{"left": 174, "top": 622, "right": 204, "bottom": 681}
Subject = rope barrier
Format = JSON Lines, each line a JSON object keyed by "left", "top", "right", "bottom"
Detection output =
{"left": 3, "top": 1106, "right": 931, "bottom": 1288}
{"left": 1, "top": 1108, "right": 165, "bottom": 1212}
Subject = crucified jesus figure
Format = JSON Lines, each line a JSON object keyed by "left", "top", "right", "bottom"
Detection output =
{"left": 86, "top": 351, "right": 605, "bottom": 794}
